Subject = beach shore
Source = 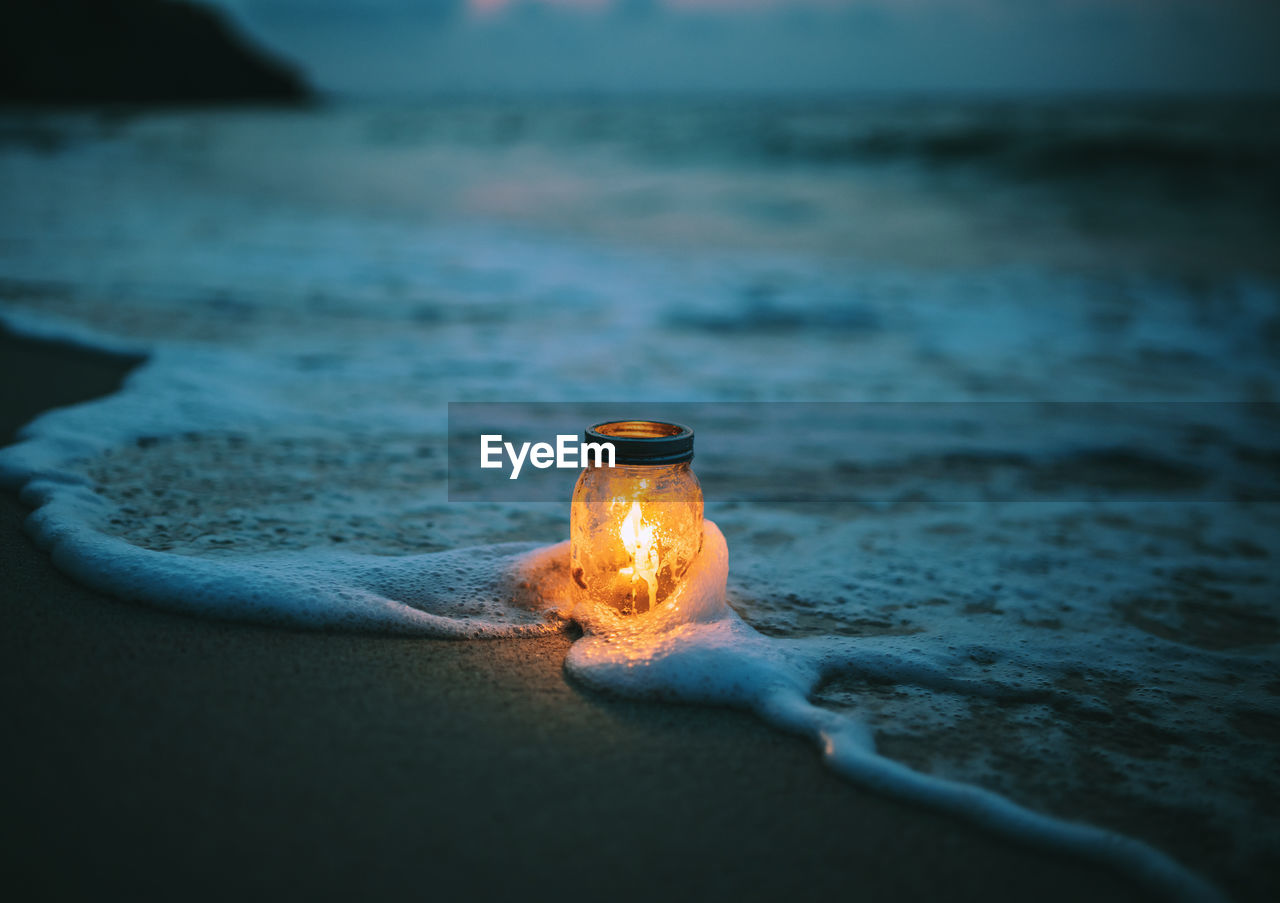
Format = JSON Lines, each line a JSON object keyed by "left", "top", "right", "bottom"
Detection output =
{"left": 0, "top": 328, "right": 1150, "bottom": 901}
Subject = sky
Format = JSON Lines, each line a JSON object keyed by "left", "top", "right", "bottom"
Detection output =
{"left": 212, "top": 0, "right": 1280, "bottom": 98}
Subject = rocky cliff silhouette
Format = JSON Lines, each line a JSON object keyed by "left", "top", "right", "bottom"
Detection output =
{"left": 1, "top": 0, "right": 309, "bottom": 106}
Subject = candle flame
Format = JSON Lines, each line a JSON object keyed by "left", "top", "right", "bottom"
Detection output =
{"left": 619, "top": 500, "right": 660, "bottom": 611}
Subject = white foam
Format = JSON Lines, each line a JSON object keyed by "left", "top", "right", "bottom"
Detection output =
{"left": 547, "top": 521, "right": 1224, "bottom": 902}
{"left": 13, "top": 472, "right": 558, "bottom": 637}
{"left": 0, "top": 341, "right": 1236, "bottom": 897}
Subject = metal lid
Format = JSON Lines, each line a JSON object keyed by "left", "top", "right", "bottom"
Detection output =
{"left": 585, "top": 420, "right": 694, "bottom": 465}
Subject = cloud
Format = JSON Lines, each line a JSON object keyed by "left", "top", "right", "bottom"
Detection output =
{"left": 209, "top": 0, "right": 1280, "bottom": 97}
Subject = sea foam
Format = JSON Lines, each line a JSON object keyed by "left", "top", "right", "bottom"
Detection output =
{"left": 0, "top": 401, "right": 1229, "bottom": 900}
{"left": 0, "top": 363, "right": 1235, "bottom": 901}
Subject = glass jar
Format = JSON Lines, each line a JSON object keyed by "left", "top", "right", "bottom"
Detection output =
{"left": 570, "top": 421, "right": 703, "bottom": 615}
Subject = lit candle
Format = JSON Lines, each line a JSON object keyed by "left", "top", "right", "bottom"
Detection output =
{"left": 618, "top": 500, "right": 660, "bottom": 608}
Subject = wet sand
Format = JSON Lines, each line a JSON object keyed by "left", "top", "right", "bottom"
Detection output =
{"left": 0, "top": 328, "right": 1149, "bottom": 901}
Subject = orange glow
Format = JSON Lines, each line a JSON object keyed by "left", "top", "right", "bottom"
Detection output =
{"left": 570, "top": 419, "right": 702, "bottom": 616}
{"left": 571, "top": 463, "right": 702, "bottom": 616}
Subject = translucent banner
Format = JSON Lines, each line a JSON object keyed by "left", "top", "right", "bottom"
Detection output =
{"left": 448, "top": 402, "right": 1280, "bottom": 503}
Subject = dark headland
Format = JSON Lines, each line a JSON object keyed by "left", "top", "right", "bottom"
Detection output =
{"left": 0, "top": 0, "right": 308, "bottom": 106}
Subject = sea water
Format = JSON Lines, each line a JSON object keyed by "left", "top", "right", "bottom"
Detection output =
{"left": 1, "top": 100, "right": 1278, "bottom": 901}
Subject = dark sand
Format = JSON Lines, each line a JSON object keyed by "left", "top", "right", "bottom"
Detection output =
{"left": 0, "top": 329, "right": 1150, "bottom": 901}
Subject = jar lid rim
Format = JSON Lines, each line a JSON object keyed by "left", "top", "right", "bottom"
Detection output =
{"left": 585, "top": 420, "right": 694, "bottom": 465}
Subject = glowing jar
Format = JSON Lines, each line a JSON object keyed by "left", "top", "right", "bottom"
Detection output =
{"left": 570, "top": 421, "right": 703, "bottom": 615}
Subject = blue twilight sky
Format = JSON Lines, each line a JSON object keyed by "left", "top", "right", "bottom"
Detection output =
{"left": 210, "top": 0, "right": 1280, "bottom": 97}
